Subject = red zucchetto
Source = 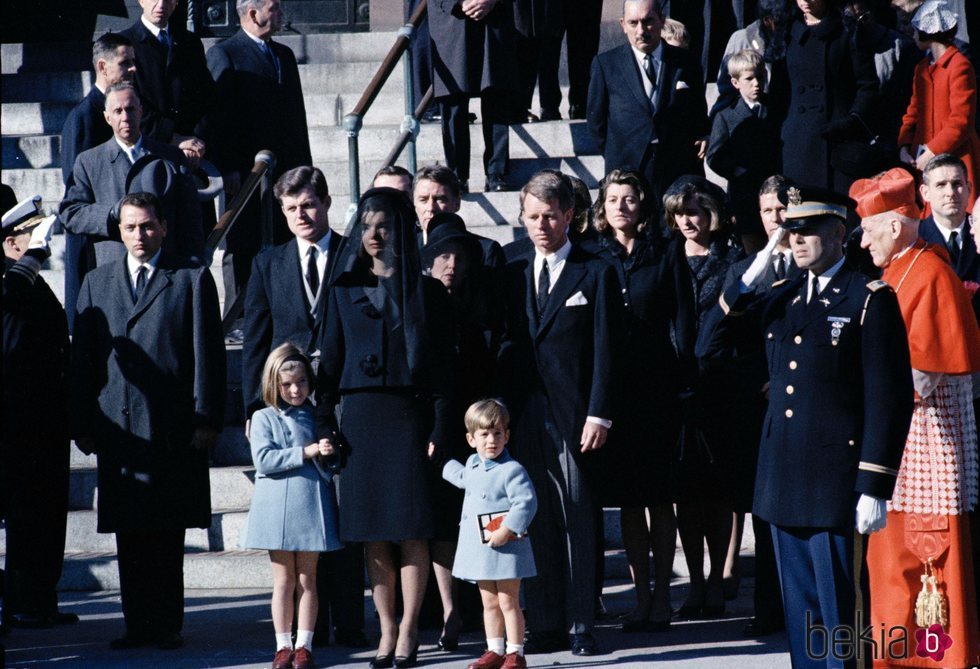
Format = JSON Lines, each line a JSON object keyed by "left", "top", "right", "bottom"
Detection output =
{"left": 848, "top": 168, "right": 922, "bottom": 220}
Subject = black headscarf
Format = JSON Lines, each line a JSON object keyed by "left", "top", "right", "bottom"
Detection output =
{"left": 332, "top": 187, "right": 431, "bottom": 383}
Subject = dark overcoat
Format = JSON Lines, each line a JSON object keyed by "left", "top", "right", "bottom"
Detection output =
{"left": 120, "top": 19, "right": 214, "bottom": 141}
{"left": 696, "top": 268, "right": 914, "bottom": 528}
{"left": 205, "top": 29, "right": 311, "bottom": 178}
{"left": 919, "top": 216, "right": 980, "bottom": 284}
{"left": 429, "top": 0, "right": 521, "bottom": 98}
{"left": 770, "top": 11, "right": 878, "bottom": 192}
{"left": 71, "top": 251, "right": 226, "bottom": 532}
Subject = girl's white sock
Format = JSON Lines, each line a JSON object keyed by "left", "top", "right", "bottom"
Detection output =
{"left": 487, "top": 637, "right": 505, "bottom": 655}
{"left": 506, "top": 642, "right": 525, "bottom": 657}
{"left": 275, "top": 632, "right": 293, "bottom": 651}
{"left": 296, "top": 629, "right": 314, "bottom": 650}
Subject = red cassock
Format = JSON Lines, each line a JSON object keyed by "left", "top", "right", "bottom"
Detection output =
{"left": 867, "top": 241, "right": 980, "bottom": 669}
{"left": 899, "top": 46, "right": 980, "bottom": 214}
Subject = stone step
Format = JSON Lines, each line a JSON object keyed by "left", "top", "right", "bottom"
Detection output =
{"left": 44, "top": 550, "right": 271, "bottom": 590}
{"left": 66, "top": 464, "right": 256, "bottom": 512}
{"left": 1, "top": 33, "right": 403, "bottom": 75}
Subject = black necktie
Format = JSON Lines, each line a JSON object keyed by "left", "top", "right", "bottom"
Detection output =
{"left": 537, "top": 261, "right": 551, "bottom": 314}
{"left": 809, "top": 275, "right": 821, "bottom": 303}
{"left": 773, "top": 253, "right": 786, "bottom": 280}
{"left": 134, "top": 265, "right": 147, "bottom": 303}
{"left": 261, "top": 40, "right": 280, "bottom": 79}
{"left": 159, "top": 29, "right": 170, "bottom": 51}
{"left": 948, "top": 230, "right": 960, "bottom": 265}
{"left": 306, "top": 246, "right": 320, "bottom": 298}
{"left": 643, "top": 54, "right": 657, "bottom": 93}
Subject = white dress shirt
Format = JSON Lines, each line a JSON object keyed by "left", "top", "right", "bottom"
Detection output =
{"left": 806, "top": 255, "right": 846, "bottom": 302}
{"left": 127, "top": 249, "right": 161, "bottom": 300}
{"left": 115, "top": 134, "right": 145, "bottom": 164}
{"left": 296, "top": 231, "right": 332, "bottom": 311}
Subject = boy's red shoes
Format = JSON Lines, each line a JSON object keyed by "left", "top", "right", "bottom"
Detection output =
{"left": 271, "top": 647, "right": 293, "bottom": 669}
{"left": 501, "top": 653, "right": 528, "bottom": 669}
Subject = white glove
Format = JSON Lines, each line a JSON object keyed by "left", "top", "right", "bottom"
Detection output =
{"left": 27, "top": 215, "right": 57, "bottom": 251}
{"left": 855, "top": 494, "right": 886, "bottom": 534}
{"left": 740, "top": 226, "right": 788, "bottom": 289}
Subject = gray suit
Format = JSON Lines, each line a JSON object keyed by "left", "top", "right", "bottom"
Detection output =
{"left": 59, "top": 136, "right": 204, "bottom": 272}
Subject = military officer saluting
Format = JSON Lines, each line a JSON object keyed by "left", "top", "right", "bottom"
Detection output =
{"left": 697, "top": 185, "right": 914, "bottom": 669}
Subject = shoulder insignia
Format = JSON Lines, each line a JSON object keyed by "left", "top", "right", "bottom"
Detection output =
{"left": 787, "top": 187, "right": 802, "bottom": 206}
{"left": 866, "top": 280, "right": 892, "bottom": 292}
{"left": 772, "top": 279, "right": 790, "bottom": 287}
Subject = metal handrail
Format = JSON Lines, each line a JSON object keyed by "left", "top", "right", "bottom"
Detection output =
{"left": 206, "top": 150, "right": 276, "bottom": 252}
{"left": 344, "top": 0, "right": 428, "bottom": 218}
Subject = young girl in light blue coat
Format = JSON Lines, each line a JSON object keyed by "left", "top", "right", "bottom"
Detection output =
{"left": 241, "top": 343, "right": 342, "bottom": 669}
{"left": 432, "top": 399, "right": 537, "bottom": 669}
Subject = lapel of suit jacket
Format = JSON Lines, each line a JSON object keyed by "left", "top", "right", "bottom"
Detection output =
{"left": 521, "top": 253, "right": 539, "bottom": 339}
{"left": 130, "top": 255, "right": 174, "bottom": 323}
{"left": 536, "top": 248, "right": 587, "bottom": 340}
{"left": 960, "top": 218, "right": 977, "bottom": 276}
{"left": 112, "top": 258, "right": 136, "bottom": 315}
{"left": 283, "top": 239, "right": 317, "bottom": 331}
{"left": 618, "top": 44, "right": 652, "bottom": 114}
{"left": 654, "top": 45, "right": 680, "bottom": 117}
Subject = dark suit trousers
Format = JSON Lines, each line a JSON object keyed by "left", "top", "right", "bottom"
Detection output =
{"left": 771, "top": 525, "right": 857, "bottom": 669}
{"left": 516, "top": 32, "right": 563, "bottom": 112}
{"left": 315, "top": 542, "right": 366, "bottom": 635}
{"left": 408, "top": 0, "right": 432, "bottom": 105}
{"left": 440, "top": 92, "right": 513, "bottom": 180}
{"left": 564, "top": 0, "right": 602, "bottom": 109}
{"left": 516, "top": 391, "right": 596, "bottom": 635}
{"left": 116, "top": 530, "right": 185, "bottom": 636}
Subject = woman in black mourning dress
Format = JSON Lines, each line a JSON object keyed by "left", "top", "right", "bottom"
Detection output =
{"left": 316, "top": 187, "right": 454, "bottom": 668}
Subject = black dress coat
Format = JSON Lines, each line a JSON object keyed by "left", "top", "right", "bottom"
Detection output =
{"left": 770, "top": 11, "right": 878, "bottom": 192}
{"left": 429, "top": 0, "right": 521, "bottom": 98}
{"left": 2, "top": 254, "right": 71, "bottom": 611}
{"left": 119, "top": 20, "right": 214, "bottom": 142}
{"left": 205, "top": 29, "right": 311, "bottom": 180}
{"left": 674, "top": 234, "right": 746, "bottom": 502}
{"left": 60, "top": 87, "right": 110, "bottom": 185}
{"left": 241, "top": 233, "right": 342, "bottom": 418}
{"left": 919, "top": 216, "right": 980, "bottom": 283}
{"left": 696, "top": 269, "right": 914, "bottom": 528}
{"left": 71, "top": 251, "right": 226, "bottom": 533}
{"left": 587, "top": 42, "right": 709, "bottom": 202}
{"left": 584, "top": 233, "right": 695, "bottom": 506}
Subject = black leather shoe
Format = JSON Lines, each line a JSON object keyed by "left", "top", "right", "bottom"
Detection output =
{"left": 568, "top": 104, "right": 586, "bottom": 120}
{"left": 393, "top": 643, "right": 419, "bottom": 668}
{"left": 335, "top": 628, "right": 370, "bottom": 648}
{"left": 485, "top": 175, "right": 510, "bottom": 192}
{"left": 523, "top": 630, "right": 569, "bottom": 654}
{"left": 570, "top": 632, "right": 599, "bottom": 656}
{"left": 156, "top": 632, "right": 183, "bottom": 650}
{"left": 110, "top": 633, "right": 151, "bottom": 650}
{"left": 53, "top": 611, "right": 80, "bottom": 625}
{"left": 5, "top": 613, "right": 54, "bottom": 629}
{"left": 742, "top": 617, "right": 785, "bottom": 637}
{"left": 539, "top": 107, "right": 562, "bottom": 122}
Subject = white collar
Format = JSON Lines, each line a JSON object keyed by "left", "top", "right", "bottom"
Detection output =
{"left": 127, "top": 249, "right": 161, "bottom": 276}
{"left": 295, "top": 230, "right": 332, "bottom": 257}
{"left": 932, "top": 216, "right": 966, "bottom": 243}
{"left": 809, "top": 255, "right": 846, "bottom": 289}
{"left": 742, "top": 96, "right": 762, "bottom": 111}
{"left": 632, "top": 42, "right": 663, "bottom": 64}
{"left": 140, "top": 15, "right": 168, "bottom": 38}
{"left": 114, "top": 134, "right": 144, "bottom": 156}
{"left": 243, "top": 27, "right": 270, "bottom": 46}
{"left": 534, "top": 238, "right": 572, "bottom": 269}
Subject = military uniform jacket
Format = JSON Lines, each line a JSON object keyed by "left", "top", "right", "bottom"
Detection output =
{"left": 696, "top": 267, "right": 914, "bottom": 528}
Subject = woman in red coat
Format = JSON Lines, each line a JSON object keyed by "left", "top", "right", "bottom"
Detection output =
{"left": 899, "top": 1, "right": 980, "bottom": 212}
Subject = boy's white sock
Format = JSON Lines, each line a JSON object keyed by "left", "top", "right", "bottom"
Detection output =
{"left": 506, "top": 642, "right": 525, "bottom": 657}
{"left": 487, "top": 637, "right": 505, "bottom": 655}
{"left": 275, "top": 632, "right": 293, "bottom": 651}
{"left": 296, "top": 629, "right": 314, "bottom": 650}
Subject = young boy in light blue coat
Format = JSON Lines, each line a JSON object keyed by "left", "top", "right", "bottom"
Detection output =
{"left": 432, "top": 399, "right": 537, "bottom": 669}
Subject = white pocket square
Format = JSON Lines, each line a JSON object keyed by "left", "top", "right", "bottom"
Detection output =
{"left": 675, "top": 80, "right": 690, "bottom": 90}
{"left": 565, "top": 291, "right": 589, "bottom": 307}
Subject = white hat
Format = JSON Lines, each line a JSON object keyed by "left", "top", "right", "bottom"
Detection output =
{"left": 912, "top": 0, "right": 959, "bottom": 34}
{"left": 1, "top": 195, "right": 44, "bottom": 236}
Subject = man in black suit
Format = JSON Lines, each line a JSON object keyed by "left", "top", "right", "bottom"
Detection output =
{"left": 71, "top": 192, "right": 225, "bottom": 650}
{"left": 918, "top": 153, "right": 980, "bottom": 283}
{"left": 586, "top": 0, "right": 708, "bottom": 207}
{"left": 60, "top": 33, "right": 137, "bottom": 331}
{"left": 60, "top": 82, "right": 205, "bottom": 327}
{"left": 206, "top": 0, "right": 312, "bottom": 290}
{"left": 119, "top": 0, "right": 212, "bottom": 166}
{"left": 1, "top": 201, "right": 75, "bottom": 631}
{"left": 498, "top": 170, "right": 621, "bottom": 656}
{"left": 697, "top": 185, "right": 913, "bottom": 669}
{"left": 241, "top": 166, "right": 367, "bottom": 648}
